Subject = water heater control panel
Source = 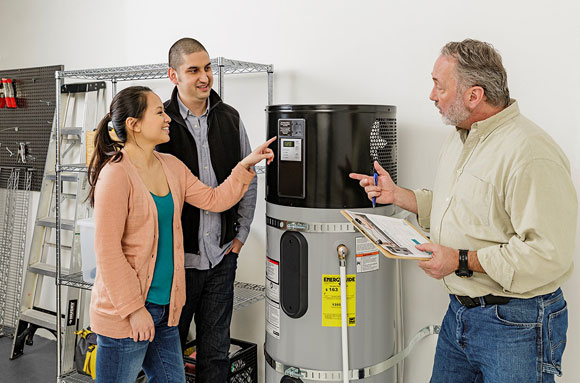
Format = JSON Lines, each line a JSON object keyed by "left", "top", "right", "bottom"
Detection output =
{"left": 278, "top": 119, "right": 305, "bottom": 198}
{"left": 280, "top": 139, "right": 302, "bottom": 161}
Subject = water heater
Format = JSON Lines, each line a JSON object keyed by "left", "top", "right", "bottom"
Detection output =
{"left": 264, "top": 104, "right": 399, "bottom": 383}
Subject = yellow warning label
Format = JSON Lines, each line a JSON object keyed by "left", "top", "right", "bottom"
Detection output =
{"left": 321, "top": 274, "right": 356, "bottom": 327}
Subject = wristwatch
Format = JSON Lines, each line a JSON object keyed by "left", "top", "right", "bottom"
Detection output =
{"left": 455, "top": 249, "right": 473, "bottom": 278}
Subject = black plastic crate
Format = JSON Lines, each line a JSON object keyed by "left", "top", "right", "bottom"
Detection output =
{"left": 184, "top": 338, "right": 257, "bottom": 383}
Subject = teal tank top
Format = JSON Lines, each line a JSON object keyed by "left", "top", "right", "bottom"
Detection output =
{"left": 146, "top": 191, "right": 174, "bottom": 305}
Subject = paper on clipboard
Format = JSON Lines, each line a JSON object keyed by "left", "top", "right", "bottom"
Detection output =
{"left": 341, "top": 210, "right": 432, "bottom": 260}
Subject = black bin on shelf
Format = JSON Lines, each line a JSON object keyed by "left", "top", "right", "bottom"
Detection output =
{"left": 184, "top": 338, "right": 257, "bottom": 383}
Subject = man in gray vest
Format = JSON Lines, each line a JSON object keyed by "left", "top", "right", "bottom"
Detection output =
{"left": 350, "top": 39, "right": 577, "bottom": 381}
{"left": 156, "top": 37, "right": 257, "bottom": 382}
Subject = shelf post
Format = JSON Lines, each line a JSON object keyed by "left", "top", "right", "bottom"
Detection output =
{"left": 217, "top": 56, "right": 225, "bottom": 100}
{"left": 55, "top": 71, "right": 63, "bottom": 379}
{"left": 267, "top": 65, "right": 274, "bottom": 105}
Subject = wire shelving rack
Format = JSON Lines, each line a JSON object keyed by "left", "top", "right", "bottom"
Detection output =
{"left": 54, "top": 58, "right": 273, "bottom": 382}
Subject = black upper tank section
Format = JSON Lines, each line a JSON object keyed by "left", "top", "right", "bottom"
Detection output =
{"left": 266, "top": 104, "right": 397, "bottom": 208}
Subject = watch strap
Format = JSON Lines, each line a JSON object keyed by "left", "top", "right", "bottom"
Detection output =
{"left": 455, "top": 249, "right": 473, "bottom": 278}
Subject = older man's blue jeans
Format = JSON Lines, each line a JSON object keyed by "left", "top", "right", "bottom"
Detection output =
{"left": 95, "top": 302, "right": 185, "bottom": 383}
{"left": 431, "top": 289, "right": 568, "bottom": 383}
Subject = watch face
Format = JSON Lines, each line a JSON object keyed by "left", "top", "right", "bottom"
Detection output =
{"left": 455, "top": 269, "right": 473, "bottom": 278}
{"left": 455, "top": 269, "right": 468, "bottom": 278}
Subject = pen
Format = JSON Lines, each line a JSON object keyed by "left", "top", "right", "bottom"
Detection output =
{"left": 372, "top": 171, "right": 378, "bottom": 208}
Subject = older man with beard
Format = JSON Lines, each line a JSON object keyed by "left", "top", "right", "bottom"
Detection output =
{"left": 350, "top": 39, "right": 577, "bottom": 382}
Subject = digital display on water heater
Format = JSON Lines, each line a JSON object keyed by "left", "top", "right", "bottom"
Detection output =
{"left": 280, "top": 139, "right": 302, "bottom": 161}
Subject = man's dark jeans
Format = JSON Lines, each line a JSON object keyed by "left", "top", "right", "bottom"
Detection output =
{"left": 178, "top": 253, "right": 238, "bottom": 383}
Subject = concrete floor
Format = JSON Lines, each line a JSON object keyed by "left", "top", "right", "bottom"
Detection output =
{"left": 0, "top": 334, "right": 151, "bottom": 383}
{"left": 0, "top": 334, "right": 56, "bottom": 383}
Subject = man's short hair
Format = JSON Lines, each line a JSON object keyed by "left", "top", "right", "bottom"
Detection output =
{"left": 441, "top": 39, "right": 510, "bottom": 108}
{"left": 168, "top": 38, "right": 208, "bottom": 69}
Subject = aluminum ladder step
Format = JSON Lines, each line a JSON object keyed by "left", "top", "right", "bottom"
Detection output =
{"left": 60, "top": 128, "right": 82, "bottom": 136}
{"left": 37, "top": 217, "right": 75, "bottom": 231}
{"left": 60, "top": 193, "right": 77, "bottom": 200}
{"left": 28, "top": 262, "right": 70, "bottom": 278}
{"left": 45, "top": 242, "right": 72, "bottom": 252}
{"left": 20, "top": 309, "right": 57, "bottom": 332}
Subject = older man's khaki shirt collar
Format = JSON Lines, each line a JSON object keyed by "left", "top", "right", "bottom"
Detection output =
{"left": 456, "top": 99, "right": 519, "bottom": 143}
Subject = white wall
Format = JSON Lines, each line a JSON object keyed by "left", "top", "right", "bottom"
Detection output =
{"left": 2, "top": 0, "right": 579, "bottom": 382}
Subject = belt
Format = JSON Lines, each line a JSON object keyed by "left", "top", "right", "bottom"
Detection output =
{"left": 455, "top": 294, "right": 510, "bottom": 308}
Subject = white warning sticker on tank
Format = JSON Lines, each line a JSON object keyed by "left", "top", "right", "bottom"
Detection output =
{"left": 355, "top": 236, "right": 379, "bottom": 273}
{"left": 266, "top": 278, "right": 280, "bottom": 303}
{"left": 266, "top": 298, "right": 281, "bottom": 339}
{"left": 266, "top": 257, "right": 279, "bottom": 283}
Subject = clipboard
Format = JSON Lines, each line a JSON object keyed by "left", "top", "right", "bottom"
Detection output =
{"left": 341, "top": 209, "right": 432, "bottom": 260}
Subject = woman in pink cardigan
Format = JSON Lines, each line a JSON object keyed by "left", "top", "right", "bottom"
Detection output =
{"left": 87, "top": 86, "right": 274, "bottom": 383}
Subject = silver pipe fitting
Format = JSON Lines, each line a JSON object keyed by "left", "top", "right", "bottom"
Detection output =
{"left": 337, "top": 244, "right": 348, "bottom": 266}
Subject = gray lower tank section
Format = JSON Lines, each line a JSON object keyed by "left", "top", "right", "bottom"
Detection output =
{"left": 265, "top": 203, "right": 398, "bottom": 383}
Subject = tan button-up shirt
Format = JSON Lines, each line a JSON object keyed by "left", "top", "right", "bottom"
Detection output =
{"left": 414, "top": 100, "right": 577, "bottom": 298}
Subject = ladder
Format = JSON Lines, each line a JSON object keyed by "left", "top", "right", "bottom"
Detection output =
{"left": 10, "top": 82, "right": 106, "bottom": 373}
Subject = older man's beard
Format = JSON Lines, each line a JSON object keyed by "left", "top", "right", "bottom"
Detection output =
{"left": 440, "top": 95, "right": 471, "bottom": 126}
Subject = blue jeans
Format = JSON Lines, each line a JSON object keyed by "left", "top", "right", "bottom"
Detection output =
{"left": 178, "top": 252, "right": 238, "bottom": 383}
{"left": 96, "top": 302, "right": 185, "bottom": 383}
{"left": 431, "top": 289, "right": 568, "bottom": 383}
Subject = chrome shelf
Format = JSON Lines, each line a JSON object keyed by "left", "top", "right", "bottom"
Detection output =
{"left": 59, "top": 370, "right": 142, "bottom": 383}
{"left": 216, "top": 57, "right": 273, "bottom": 75}
{"left": 232, "top": 281, "right": 265, "bottom": 311}
{"left": 58, "top": 371, "right": 93, "bottom": 383}
{"left": 57, "top": 63, "right": 167, "bottom": 81}
{"left": 59, "top": 164, "right": 261, "bottom": 174}
{"left": 58, "top": 272, "right": 93, "bottom": 291}
{"left": 58, "top": 164, "right": 88, "bottom": 173}
{"left": 58, "top": 274, "right": 264, "bottom": 311}
{"left": 57, "top": 58, "right": 272, "bottom": 81}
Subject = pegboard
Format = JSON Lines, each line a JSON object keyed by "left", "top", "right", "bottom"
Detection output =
{"left": 0, "top": 65, "right": 63, "bottom": 191}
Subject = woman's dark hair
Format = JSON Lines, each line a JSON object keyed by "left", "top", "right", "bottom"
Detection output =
{"left": 87, "top": 86, "right": 152, "bottom": 206}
